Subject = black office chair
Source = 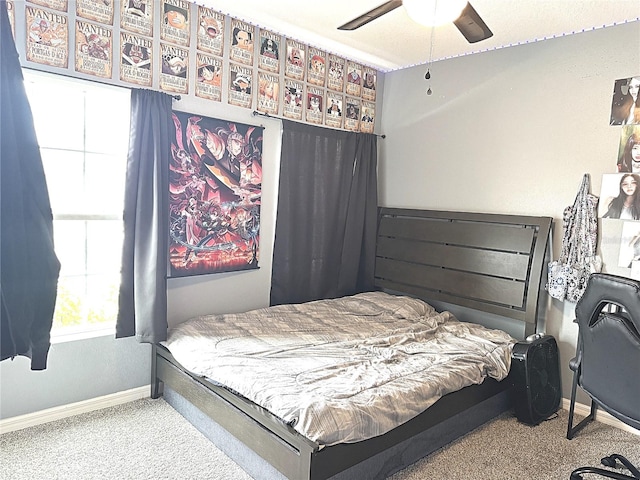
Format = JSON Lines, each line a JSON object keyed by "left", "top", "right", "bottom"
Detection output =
{"left": 567, "top": 273, "right": 640, "bottom": 480}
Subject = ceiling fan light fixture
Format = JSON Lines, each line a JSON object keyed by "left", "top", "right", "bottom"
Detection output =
{"left": 403, "top": 0, "right": 467, "bottom": 26}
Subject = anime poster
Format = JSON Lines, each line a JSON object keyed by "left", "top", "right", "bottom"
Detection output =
{"left": 27, "top": 0, "right": 68, "bottom": 12}
{"left": 258, "top": 29, "right": 280, "bottom": 73}
{"left": 25, "top": 6, "right": 68, "bottom": 69}
{"left": 617, "top": 125, "right": 640, "bottom": 173}
{"left": 120, "top": 0, "right": 153, "bottom": 37}
{"left": 283, "top": 78, "right": 303, "bottom": 120}
{"left": 307, "top": 47, "right": 326, "bottom": 87}
{"left": 325, "top": 91, "right": 343, "bottom": 129}
{"left": 159, "top": 42, "right": 188, "bottom": 94}
{"left": 360, "top": 101, "right": 375, "bottom": 133}
{"left": 230, "top": 19, "right": 254, "bottom": 66}
{"left": 7, "top": 1, "right": 15, "bottom": 39}
{"left": 610, "top": 76, "right": 640, "bottom": 126}
{"left": 257, "top": 71, "right": 279, "bottom": 115}
{"left": 285, "top": 38, "right": 305, "bottom": 80}
{"left": 346, "top": 61, "right": 362, "bottom": 97}
{"left": 120, "top": 32, "right": 152, "bottom": 86}
{"left": 327, "top": 54, "right": 345, "bottom": 92}
{"left": 196, "top": 6, "right": 224, "bottom": 57}
{"left": 76, "top": 0, "right": 114, "bottom": 25}
{"left": 195, "top": 53, "right": 222, "bottom": 102}
{"left": 362, "top": 67, "right": 377, "bottom": 101}
{"left": 344, "top": 96, "right": 361, "bottom": 132}
{"left": 306, "top": 86, "right": 324, "bottom": 125}
{"left": 161, "top": 0, "right": 190, "bottom": 47}
{"left": 75, "top": 21, "right": 112, "bottom": 79}
{"left": 228, "top": 62, "right": 252, "bottom": 108}
{"left": 169, "top": 111, "right": 263, "bottom": 277}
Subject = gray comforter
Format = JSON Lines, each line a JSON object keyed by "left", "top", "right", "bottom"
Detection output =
{"left": 165, "top": 292, "right": 515, "bottom": 446}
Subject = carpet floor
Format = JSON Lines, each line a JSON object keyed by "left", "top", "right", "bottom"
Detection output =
{"left": 1, "top": 398, "right": 638, "bottom": 480}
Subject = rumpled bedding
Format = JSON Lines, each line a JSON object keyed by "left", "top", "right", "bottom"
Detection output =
{"left": 165, "top": 291, "right": 515, "bottom": 446}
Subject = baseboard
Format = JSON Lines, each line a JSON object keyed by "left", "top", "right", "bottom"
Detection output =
{"left": 0, "top": 385, "right": 150, "bottom": 434}
{"left": 562, "top": 398, "right": 640, "bottom": 436}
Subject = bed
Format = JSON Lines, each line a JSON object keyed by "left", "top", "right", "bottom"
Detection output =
{"left": 152, "top": 208, "right": 553, "bottom": 480}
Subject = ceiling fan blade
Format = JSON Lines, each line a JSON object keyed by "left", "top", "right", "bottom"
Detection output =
{"left": 453, "top": 2, "right": 493, "bottom": 43}
{"left": 338, "top": 0, "right": 403, "bottom": 31}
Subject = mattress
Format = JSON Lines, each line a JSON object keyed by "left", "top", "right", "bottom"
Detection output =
{"left": 165, "top": 291, "right": 515, "bottom": 446}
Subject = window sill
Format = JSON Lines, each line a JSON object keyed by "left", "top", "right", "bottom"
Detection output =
{"left": 51, "top": 326, "right": 115, "bottom": 344}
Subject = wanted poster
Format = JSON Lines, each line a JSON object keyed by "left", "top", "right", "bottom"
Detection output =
{"left": 25, "top": 6, "right": 68, "bottom": 68}
{"left": 325, "top": 91, "right": 343, "bottom": 129}
{"left": 258, "top": 29, "right": 280, "bottom": 73}
{"left": 285, "top": 38, "right": 305, "bottom": 80}
{"left": 120, "top": 0, "right": 153, "bottom": 37}
{"left": 257, "top": 71, "right": 279, "bottom": 115}
{"left": 228, "top": 62, "right": 253, "bottom": 109}
{"left": 27, "top": 0, "right": 67, "bottom": 12}
{"left": 76, "top": 0, "right": 114, "bottom": 25}
{"left": 344, "top": 96, "right": 360, "bottom": 132}
{"left": 327, "top": 54, "right": 345, "bottom": 92}
{"left": 195, "top": 53, "right": 222, "bottom": 102}
{"left": 7, "top": 1, "right": 15, "bottom": 39}
{"left": 306, "top": 86, "right": 324, "bottom": 125}
{"left": 283, "top": 78, "right": 303, "bottom": 120}
{"left": 161, "top": 0, "right": 190, "bottom": 47}
{"left": 230, "top": 19, "right": 254, "bottom": 66}
{"left": 360, "top": 101, "right": 375, "bottom": 133}
{"left": 120, "top": 32, "right": 152, "bottom": 86}
{"left": 362, "top": 67, "right": 377, "bottom": 101}
{"left": 307, "top": 47, "right": 326, "bottom": 87}
{"left": 346, "top": 61, "right": 362, "bottom": 97}
{"left": 160, "top": 42, "right": 188, "bottom": 94}
{"left": 75, "top": 20, "right": 112, "bottom": 79}
{"left": 196, "top": 6, "right": 224, "bottom": 57}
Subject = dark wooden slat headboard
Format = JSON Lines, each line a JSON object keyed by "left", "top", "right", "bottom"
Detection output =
{"left": 375, "top": 208, "right": 553, "bottom": 337}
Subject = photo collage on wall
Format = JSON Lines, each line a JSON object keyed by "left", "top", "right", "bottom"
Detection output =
{"left": 602, "top": 75, "right": 640, "bottom": 274}
{"left": 14, "top": 0, "right": 379, "bottom": 134}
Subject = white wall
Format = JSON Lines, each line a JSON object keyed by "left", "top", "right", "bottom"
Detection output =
{"left": 378, "top": 21, "right": 640, "bottom": 400}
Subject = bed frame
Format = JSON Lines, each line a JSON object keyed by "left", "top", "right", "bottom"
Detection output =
{"left": 152, "top": 208, "right": 552, "bottom": 480}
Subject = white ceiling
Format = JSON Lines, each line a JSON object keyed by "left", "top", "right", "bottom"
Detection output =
{"left": 198, "top": 0, "right": 640, "bottom": 72}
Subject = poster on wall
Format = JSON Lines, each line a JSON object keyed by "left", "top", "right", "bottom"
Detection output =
{"left": 120, "top": 32, "right": 153, "bottom": 86}
{"left": 617, "top": 125, "right": 640, "bottom": 173}
{"left": 325, "top": 91, "right": 343, "bottom": 129}
{"left": 257, "top": 71, "right": 279, "bottom": 115}
{"left": 346, "top": 61, "right": 362, "bottom": 97}
{"left": 230, "top": 19, "right": 254, "bottom": 66}
{"left": 195, "top": 53, "right": 222, "bottom": 101}
{"left": 285, "top": 38, "right": 305, "bottom": 80}
{"left": 599, "top": 173, "right": 640, "bottom": 220}
{"left": 228, "top": 62, "right": 252, "bottom": 108}
{"left": 327, "top": 54, "right": 345, "bottom": 92}
{"left": 306, "top": 86, "right": 324, "bottom": 125}
{"left": 618, "top": 221, "right": 640, "bottom": 268}
{"left": 258, "top": 29, "right": 280, "bottom": 73}
{"left": 160, "top": 0, "right": 190, "bottom": 47}
{"left": 25, "top": 6, "right": 69, "bottom": 69}
{"left": 307, "top": 47, "right": 326, "bottom": 87}
{"left": 283, "top": 78, "right": 303, "bottom": 120}
{"left": 196, "top": 6, "right": 224, "bottom": 56}
{"left": 610, "top": 76, "right": 640, "bottom": 126}
{"left": 360, "top": 101, "right": 375, "bottom": 133}
{"left": 344, "top": 96, "right": 360, "bottom": 132}
{"left": 120, "top": 0, "right": 154, "bottom": 37}
{"left": 27, "top": 0, "right": 68, "bottom": 12}
{"left": 362, "top": 67, "right": 376, "bottom": 101}
{"left": 76, "top": 0, "right": 113, "bottom": 25}
{"left": 169, "top": 111, "right": 263, "bottom": 277}
{"left": 159, "top": 42, "right": 188, "bottom": 94}
{"left": 75, "top": 20, "right": 113, "bottom": 79}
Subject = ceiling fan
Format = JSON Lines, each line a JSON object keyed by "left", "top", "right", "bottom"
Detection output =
{"left": 337, "top": 0, "right": 493, "bottom": 44}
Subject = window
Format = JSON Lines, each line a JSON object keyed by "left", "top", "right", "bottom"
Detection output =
{"left": 23, "top": 70, "right": 130, "bottom": 338}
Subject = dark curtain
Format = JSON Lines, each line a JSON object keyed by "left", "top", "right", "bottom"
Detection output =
{"left": 0, "top": 1, "right": 61, "bottom": 370}
{"left": 270, "top": 120, "right": 378, "bottom": 306}
{"left": 116, "top": 89, "right": 172, "bottom": 343}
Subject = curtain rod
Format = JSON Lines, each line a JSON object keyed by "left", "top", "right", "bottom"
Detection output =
{"left": 251, "top": 110, "right": 385, "bottom": 138}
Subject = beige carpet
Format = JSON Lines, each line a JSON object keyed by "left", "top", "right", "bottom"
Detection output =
{"left": 1, "top": 398, "right": 638, "bottom": 480}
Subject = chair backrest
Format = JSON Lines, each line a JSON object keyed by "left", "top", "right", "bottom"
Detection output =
{"left": 575, "top": 273, "right": 640, "bottom": 430}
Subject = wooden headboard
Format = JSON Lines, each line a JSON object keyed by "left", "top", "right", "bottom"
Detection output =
{"left": 375, "top": 208, "right": 553, "bottom": 338}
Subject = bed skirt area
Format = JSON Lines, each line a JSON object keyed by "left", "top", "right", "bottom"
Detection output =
{"left": 162, "top": 380, "right": 512, "bottom": 480}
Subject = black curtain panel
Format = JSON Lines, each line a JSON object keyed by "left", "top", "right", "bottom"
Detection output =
{"left": 116, "top": 89, "right": 172, "bottom": 343}
{"left": 0, "top": 1, "right": 61, "bottom": 370}
{"left": 270, "top": 120, "right": 378, "bottom": 306}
